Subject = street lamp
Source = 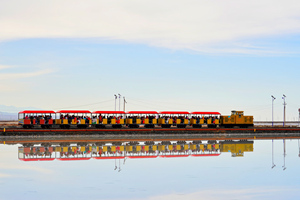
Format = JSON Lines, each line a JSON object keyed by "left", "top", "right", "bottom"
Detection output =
{"left": 123, "top": 97, "right": 127, "bottom": 112}
{"left": 118, "top": 94, "right": 121, "bottom": 111}
{"left": 298, "top": 108, "right": 300, "bottom": 127}
{"left": 114, "top": 94, "right": 117, "bottom": 111}
{"left": 271, "top": 95, "right": 276, "bottom": 127}
{"left": 282, "top": 95, "right": 287, "bottom": 127}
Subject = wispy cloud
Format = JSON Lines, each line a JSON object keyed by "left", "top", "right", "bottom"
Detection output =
{"left": 0, "top": 65, "right": 13, "bottom": 70}
{"left": 143, "top": 187, "right": 300, "bottom": 200}
{"left": 0, "top": 68, "right": 54, "bottom": 80}
{"left": 0, "top": 173, "right": 11, "bottom": 178}
{"left": 0, "top": 0, "right": 300, "bottom": 54}
{"left": 0, "top": 163, "right": 53, "bottom": 174}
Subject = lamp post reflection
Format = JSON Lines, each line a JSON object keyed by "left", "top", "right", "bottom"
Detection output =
{"left": 118, "top": 159, "right": 121, "bottom": 172}
{"left": 114, "top": 159, "right": 117, "bottom": 170}
{"left": 283, "top": 139, "right": 287, "bottom": 170}
{"left": 272, "top": 139, "right": 276, "bottom": 169}
{"left": 298, "top": 140, "right": 300, "bottom": 157}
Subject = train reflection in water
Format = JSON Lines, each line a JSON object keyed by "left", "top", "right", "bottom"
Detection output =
{"left": 18, "top": 140, "right": 254, "bottom": 161}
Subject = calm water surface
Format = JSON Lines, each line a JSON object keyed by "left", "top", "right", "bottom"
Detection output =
{"left": 1, "top": 138, "right": 300, "bottom": 200}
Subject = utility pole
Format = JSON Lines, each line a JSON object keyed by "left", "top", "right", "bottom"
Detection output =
{"left": 123, "top": 97, "right": 127, "bottom": 112}
{"left": 271, "top": 95, "right": 276, "bottom": 127}
{"left": 118, "top": 94, "right": 121, "bottom": 111}
{"left": 114, "top": 94, "right": 117, "bottom": 111}
{"left": 282, "top": 94, "right": 286, "bottom": 127}
{"left": 123, "top": 97, "right": 127, "bottom": 119}
{"left": 298, "top": 108, "right": 300, "bottom": 127}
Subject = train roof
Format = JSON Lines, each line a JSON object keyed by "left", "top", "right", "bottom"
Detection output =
{"left": 19, "top": 110, "right": 56, "bottom": 114}
{"left": 159, "top": 111, "right": 190, "bottom": 115}
{"left": 56, "top": 110, "right": 91, "bottom": 113}
{"left": 92, "top": 111, "right": 125, "bottom": 114}
{"left": 190, "top": 112, "right": 221, "bottom": 115}
{"left": 126, "top": 111, "right": 158, "bottom": 114}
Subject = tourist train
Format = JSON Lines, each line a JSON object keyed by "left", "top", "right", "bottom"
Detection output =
{"left": 18, "top": 110, "right": 254, "bottom": 129}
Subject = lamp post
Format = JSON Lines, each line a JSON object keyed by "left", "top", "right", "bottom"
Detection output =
{"left": 282, "top": 95, "right": 286, "bottom": 127}
{"left": 298, "top": 108, "right": 300, "bottom": 127}
{"left": 123, "top": 97, "right": 127, "bottom": 112}
{"left": 114, "top": 94, "right": 117, "bottom": 111}
{"left": 271, "top": 95, "right": 276, "bottom": 127}
{"left": 118, "top": 94, "right": 121, "bottom": 111}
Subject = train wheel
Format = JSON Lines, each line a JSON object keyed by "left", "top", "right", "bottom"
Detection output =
{"left": 95, "top": 124, "right": 106, "bottom": 129}
{"left": 177, "top": 124, "right": 186, "bottom": 128}
{"left": 77, "top": 125, "right": 87, "bottom": 129}
{"left": 192, "top": 124, "right": 202, "bottom": 128}
{"left": 112, "top": 124, "right": 121, "bottom": 128}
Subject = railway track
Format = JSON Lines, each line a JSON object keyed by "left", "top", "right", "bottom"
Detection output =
{"left": 1, "top": 127, "right": 300, "bottom": 136}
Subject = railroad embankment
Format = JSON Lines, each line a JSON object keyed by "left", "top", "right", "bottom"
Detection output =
{"left": 1, "top": 121, "right": 300, "bottom": 136}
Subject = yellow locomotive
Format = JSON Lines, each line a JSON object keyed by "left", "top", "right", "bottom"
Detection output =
{"left": 220, "top": 140, "right": 254, "bottom": 157}
{"left": 220, "top": 110, "right": 253, "bottom": 128}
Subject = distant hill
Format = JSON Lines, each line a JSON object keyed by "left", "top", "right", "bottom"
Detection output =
{"left": 0, "top": 112, "right": 17, "bottom": 120}
{"left": 0, "top": 104, "right": 41, "bottom": 120}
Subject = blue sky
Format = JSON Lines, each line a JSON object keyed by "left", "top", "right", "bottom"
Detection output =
{"left": 0, "top": 0, "right": 300, "bottom": 120}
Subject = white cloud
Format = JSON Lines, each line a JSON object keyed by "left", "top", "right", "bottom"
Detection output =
{"left": 0, "top": 0, "right": 300, "bottom": 54}
{"left": 143, "top": 187, "right": 299, "bottom": 200}
{"left": 0, "top": 163, "right": 53, "bottom": 174}
{"left": 0, "top": 68, "right": 54, "bottom": 80}
{"left": 0, "top": 65, "right": 12, "bottom": 70}
{"left": 0, "top": 173, "right": 11, "bottom": 178}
